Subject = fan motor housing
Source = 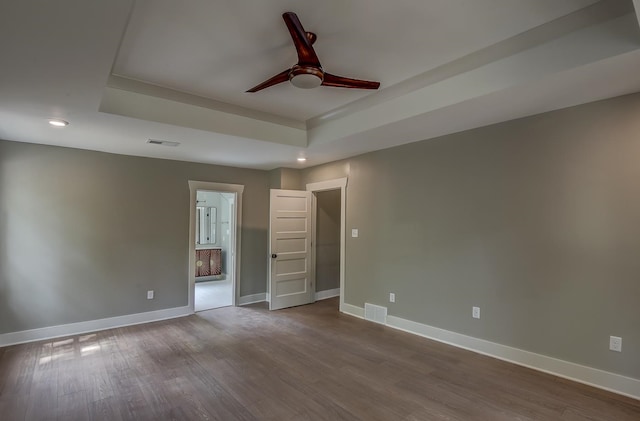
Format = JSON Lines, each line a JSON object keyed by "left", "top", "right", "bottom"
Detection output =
{"left": 289, "top": 65, "right": 324, "bottom": 89}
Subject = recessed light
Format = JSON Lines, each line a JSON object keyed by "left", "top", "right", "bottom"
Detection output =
{"left": 297, "top": 157, "right": 307, "bottom": 162}
{"left": 48, "top": 119, "right": 69, "bottom": 127}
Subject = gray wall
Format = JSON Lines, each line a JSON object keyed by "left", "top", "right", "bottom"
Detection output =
{"left": 268, "top": 168, "right": 283, "bottom": 189}
{"left": 315, "top": 189, "right": 341, "bottom": 292}
{"left": 0, "top": 141, "right": 269, "bottom": 333}
{"left": 268, "top": 167, "right": 303, "bottom": 190}
{"left": 301, "top": 93, "right": 640, "bottom": 380}
{"left": 280, "top": 168, "right": 303, "bottom": 190}
{"left": 3, "top": 91, "right": 640, "bottom": 380}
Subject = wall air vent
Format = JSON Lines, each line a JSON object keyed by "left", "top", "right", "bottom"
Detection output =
{"left": 364, "top": 303, "right": 387, "bottom": 325}
{"left": 147, "top": 139, "right": 180, "bottom": 147}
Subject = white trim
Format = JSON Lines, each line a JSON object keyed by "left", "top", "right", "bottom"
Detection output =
{"left": 310, "top": 193, "right": 318, "bottom": 301}
{"left": 188, "top": 181, "right": 244, "bottom": 313}
{"left": 306, "top": 178, "right": 348, "bottom": 192}
{"left": 386, "top": 315, "right": 640, "bottom": 401}
{"left": 306, "top": 178, "right": 348, "bottom": 313}
{"left": 0, "top": 306, "right": 192, "bottom": 348}
{"left": 315, "top": 288, "right": 340, "bottom": 301}
{"left": 341, "top": 303, "right": 640, "bottom": 401}
{"left": 238, "top": 293, "right": 266, "bottom": 306}
{"left": 341, "top": 303, "right": 365, "bottom": 319}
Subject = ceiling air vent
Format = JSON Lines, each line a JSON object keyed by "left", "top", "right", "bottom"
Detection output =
{"left": 147, "top": 139, "right": 180, "bottom": 147}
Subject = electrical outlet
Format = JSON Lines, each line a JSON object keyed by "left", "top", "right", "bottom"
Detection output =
{"left": 147, "top": 290, "right": 154, "bottom": 300}
{"left": 389, "top": 293, "right": 395, "bottom": 303}
{"left": 609, "top": 336, "right": 622, "bottom": 352}
{"left": 472, "top": 306, "right": 480, "bottom": 319}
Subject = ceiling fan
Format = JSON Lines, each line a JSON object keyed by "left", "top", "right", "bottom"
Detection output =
{"left": 246, "top": 12, "right": 380, "bottom": 93}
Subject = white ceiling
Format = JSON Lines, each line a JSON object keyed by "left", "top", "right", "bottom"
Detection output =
{"left": 1, "top": 0, "right": 640, "bottom": 170}
{"left": 114, "top": 0, "right": 599, "bottom": 121}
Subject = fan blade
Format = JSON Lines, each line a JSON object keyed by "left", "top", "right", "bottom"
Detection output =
{"left": 322, "top": 73, "right": 380, "bottom": 90}
{"left": 282, "top": 12, "right": 321, "bottom": 67}
{"left": 246, "top": 69, "right": 291, "bottom": 92}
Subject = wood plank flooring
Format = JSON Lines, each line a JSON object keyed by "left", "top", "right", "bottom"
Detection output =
{"left": 1, "top": 298, "right": 639, "bottom": 420}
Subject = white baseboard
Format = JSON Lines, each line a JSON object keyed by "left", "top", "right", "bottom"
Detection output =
{"left": 341, "top": 303, "right": 365, "bottom": 319}
{"left": 238, "top": 293, "right": 266, "bottom": 306}
{"left": 0, "top": 306, "right": 193, "bottom": 348}
{"left": 341, "top": 304, "right": 640, "bottom": 401}
{"left": 315, "top": 288, "right": 340, "bottom": 301}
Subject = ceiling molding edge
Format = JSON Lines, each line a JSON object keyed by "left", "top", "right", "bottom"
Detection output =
{"left": 306, "top": 0, "right": 636, "bottom": 130}
{"left": 107, "top": 75, "right": 307, "bottom": 130}
{"left": 307, "top": 12, "right": 640, "bottom": 148}
{"left": 99, "top": 86, "right": 308, "bottom": 147}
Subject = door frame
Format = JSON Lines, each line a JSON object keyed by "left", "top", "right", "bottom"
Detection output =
{"left": 188, "top": 180, "right": 244, "bottom": 312}
{"left": 306, "top": 177, "right": 347, "bottom": 312}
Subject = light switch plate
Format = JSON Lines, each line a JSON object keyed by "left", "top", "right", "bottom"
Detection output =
{"left": 351, "top": 228, "right": 359, "bottom": 238}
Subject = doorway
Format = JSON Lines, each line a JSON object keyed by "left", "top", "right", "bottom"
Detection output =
{"left": 313, "top": 189, "right": 341, "bottom": 302}
{"left": 194, "top": 191, "right": 234, "bottom": 311}
{"left": 188, "top": 181, "right": 244, "bottom": 313}
{"left": 308, "top": 178, "right": 347, "bottom": 311}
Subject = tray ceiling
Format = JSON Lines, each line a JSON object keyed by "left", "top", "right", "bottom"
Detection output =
{"left": 1, "top": 0, "right": 640, "bottom": 170}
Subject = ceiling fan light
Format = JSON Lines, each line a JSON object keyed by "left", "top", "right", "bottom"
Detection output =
{"left": 289, "top": 73, "right": 322, "bottom": 89}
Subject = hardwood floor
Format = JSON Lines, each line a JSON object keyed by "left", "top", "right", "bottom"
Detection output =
{"left": 1, "top": 298, "right": 639, "bottom": 420}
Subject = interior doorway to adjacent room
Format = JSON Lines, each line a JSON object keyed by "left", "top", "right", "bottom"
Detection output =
{"left": 188, "top": 181, "right": 244, "bottom": 313}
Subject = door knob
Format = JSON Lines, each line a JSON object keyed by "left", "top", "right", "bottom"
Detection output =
{"left": 271, "top": 254, "right": 277, "bottom": 258}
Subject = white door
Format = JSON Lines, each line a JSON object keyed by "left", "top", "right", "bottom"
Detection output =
{"left": 269, "top": 189, "right": 313, "bottom": 310}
